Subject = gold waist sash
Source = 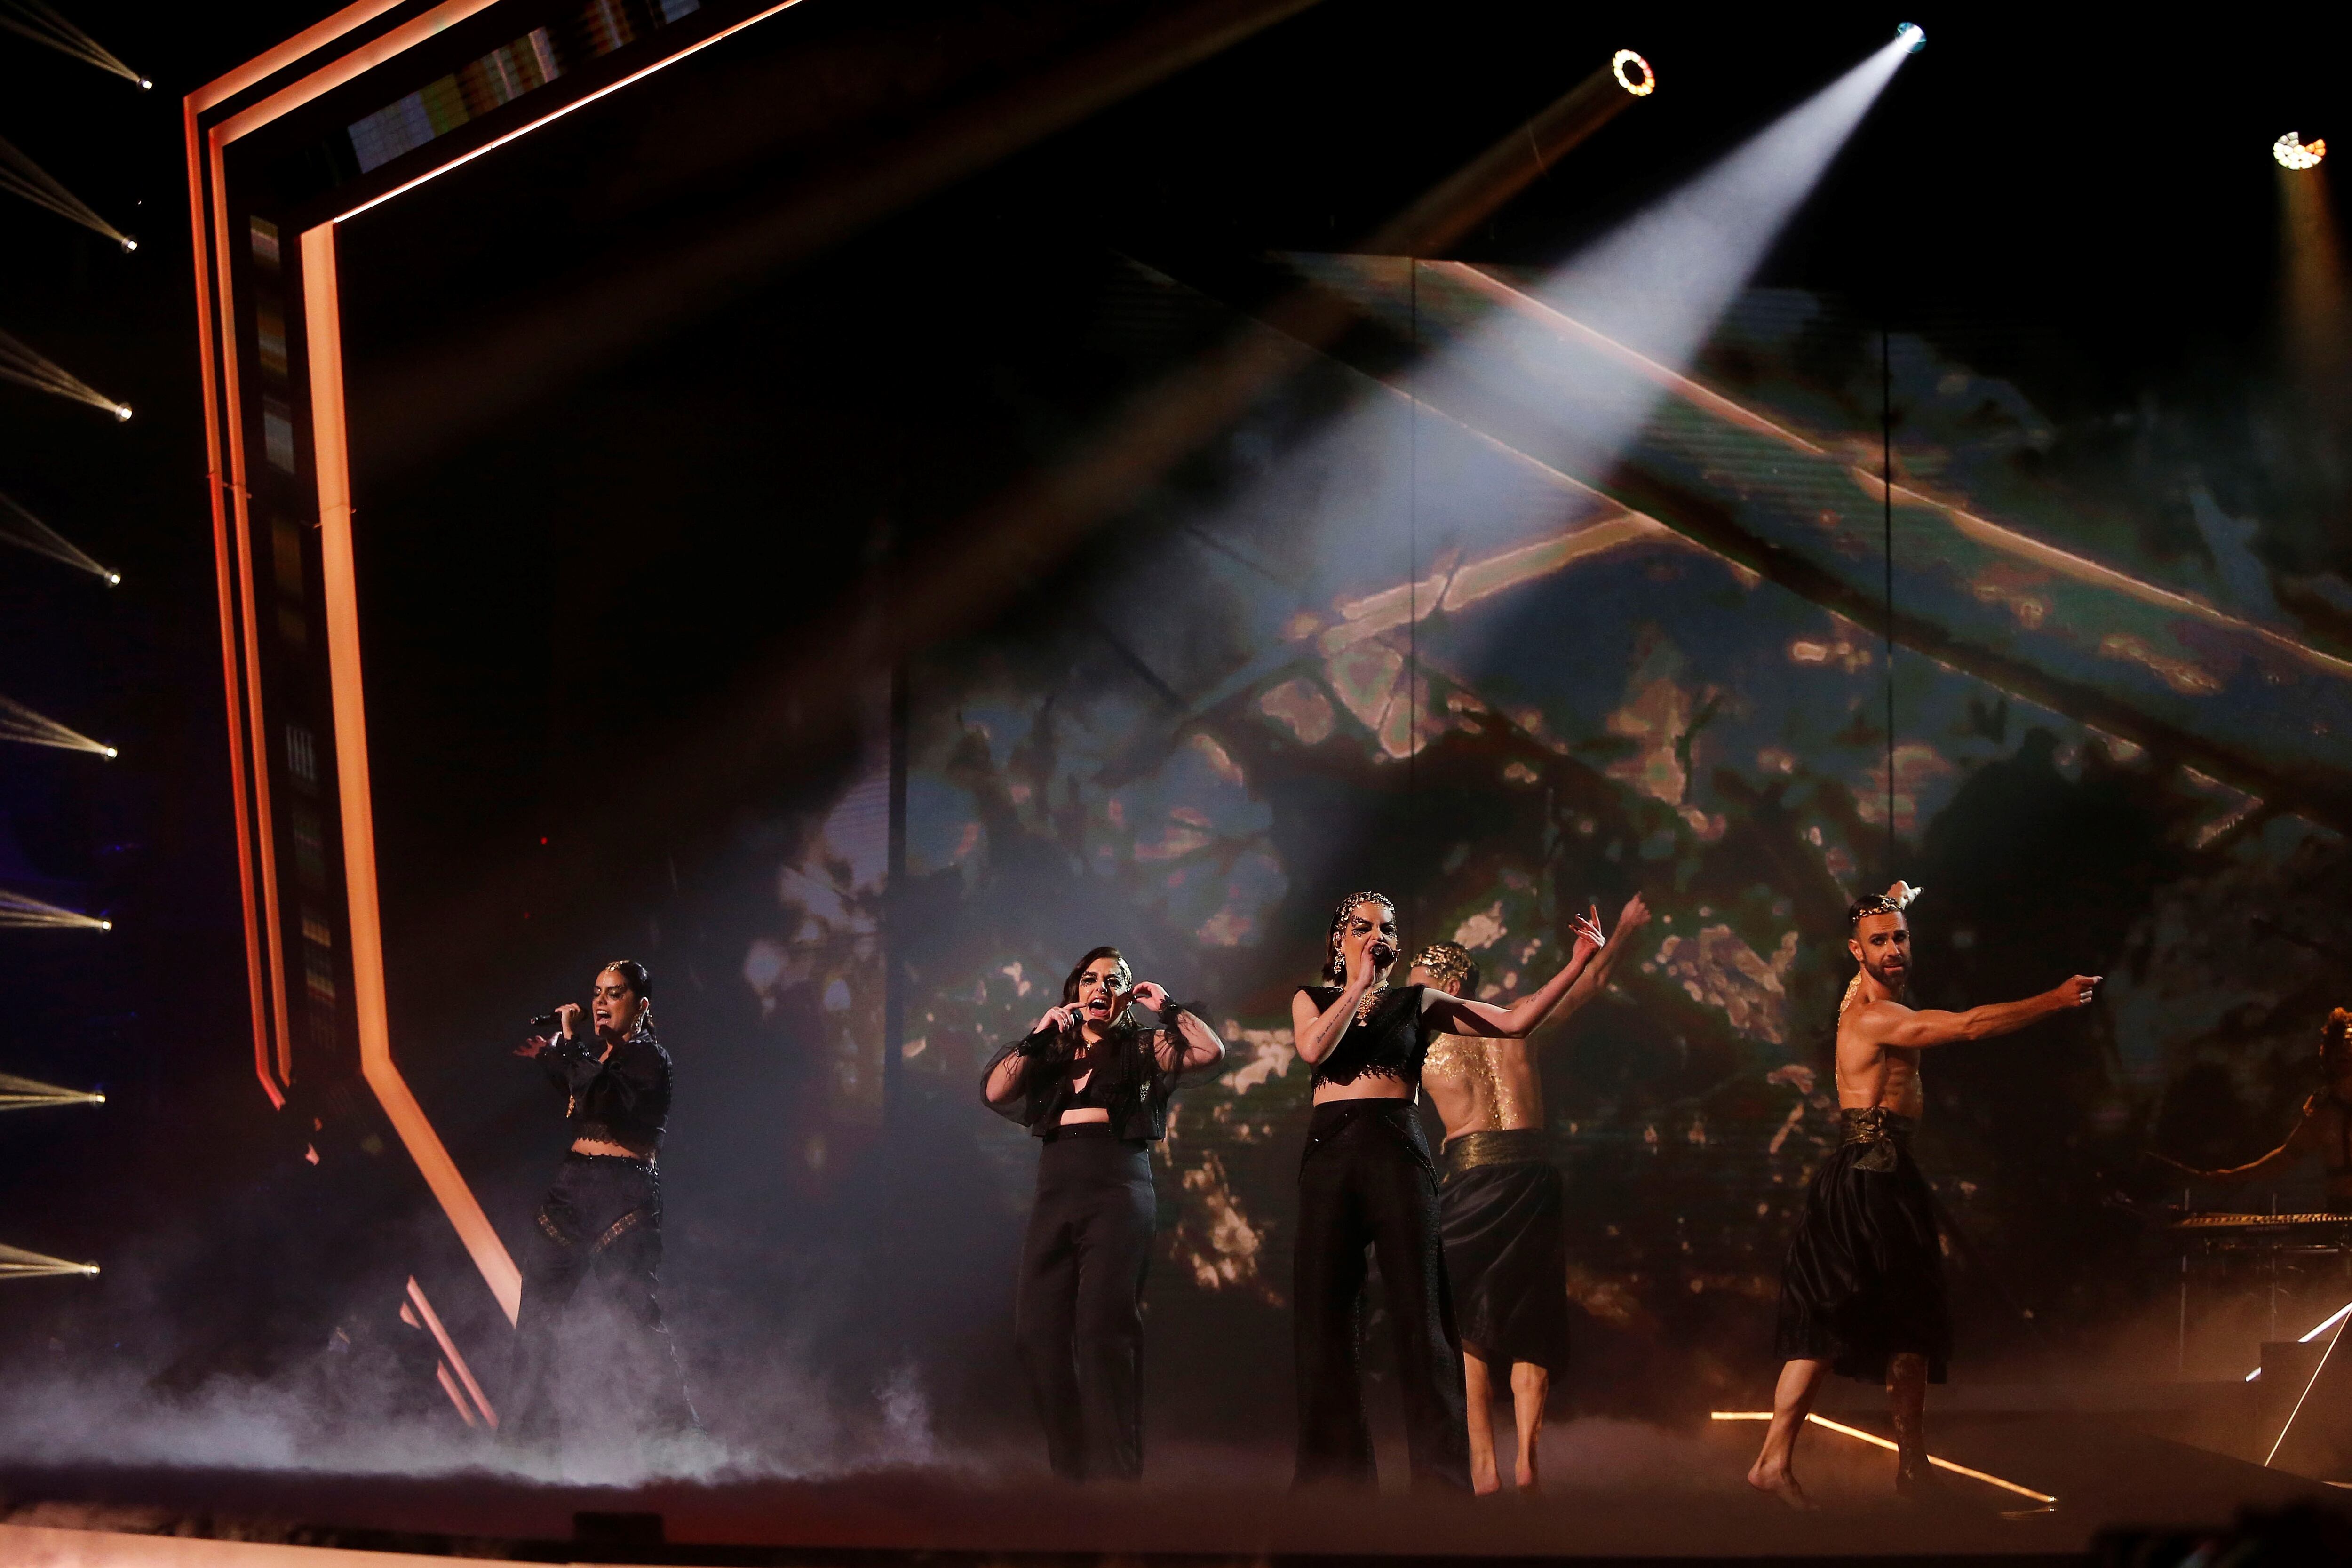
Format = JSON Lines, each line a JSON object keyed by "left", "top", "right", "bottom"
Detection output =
{"left": 1440, "top": 1127, "right": 1553, "bottom": 1182}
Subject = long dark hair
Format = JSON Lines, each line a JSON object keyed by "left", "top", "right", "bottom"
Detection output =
{"left": 1321, "top": 892, "right": 1396, "bottom": 984}
{"left": 1054, "top": 946, "right": 1149, "bottom": 1093}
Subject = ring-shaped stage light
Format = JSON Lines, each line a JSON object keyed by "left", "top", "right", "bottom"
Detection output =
{"left": 2275, "top": 132, "right": 2327, "bottom": 171}
{"left": 1896, "top": 22, "right": 1925, "bottom": 52}
{"left": 1612, "top": 48, "right": 1655, "bottom": 96}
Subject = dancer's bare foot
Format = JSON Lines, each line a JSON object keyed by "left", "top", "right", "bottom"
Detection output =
{"left": 1747, "top": 1457, "right": 1819, "bottom": 1511}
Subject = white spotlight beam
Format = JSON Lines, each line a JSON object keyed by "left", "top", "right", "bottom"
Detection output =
{"left": 0, "top": 694, "right": 115, "bottom": 757}
{"left": 0, "top": 1072, "right": 103, "bottom": 1109}
{"left": 0, "top": 0, "right": 147, "bottom": 88}
{"left": 1505, "top": 29, "right": 1919, "bottom": 470}
{"left": 0, "top": 1242, "right": 100, "bottom": 1279}
{"left": 0, "top": 328, "right": 130, "bottom": 419}
{"left": 0, "top": 488, "right": 118, "bottom": 582}
{"left": 0, "top": 135, "right": 134, "bottom": 249}
{"left": 0, "top": 889, "right": 110, "bottom": 931}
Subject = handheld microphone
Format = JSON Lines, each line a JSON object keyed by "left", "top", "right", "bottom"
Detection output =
{"left": 1370, "top": 940, "right": 1397, "bottom": 969}
{"left": 529, "top": 1010, "right": 563, "bottom": 1033}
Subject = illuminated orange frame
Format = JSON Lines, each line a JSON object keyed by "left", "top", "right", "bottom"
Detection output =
{"left": 189, "top": 0, "right": 806, "bottom": 1323}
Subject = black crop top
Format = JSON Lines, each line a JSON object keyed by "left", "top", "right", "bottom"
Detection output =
{"left": 981, "top": 1022, "right": 1191, "bottom": 1142}
{"left": 540, "top": 1028, "right": 672, "bottom": 1154}
{"left": 1299, "top": 983, "right": 1435, "bottom": 1089}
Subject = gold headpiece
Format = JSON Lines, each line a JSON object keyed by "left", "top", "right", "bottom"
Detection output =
{"left": 1412, "top": 941, "right": 1477, "bottom": 994}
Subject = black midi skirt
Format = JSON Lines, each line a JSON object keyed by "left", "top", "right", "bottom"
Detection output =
{"left": 1439, "top": 1132, "right": 1571, "bottom": 1373}
{"left": 1773, "top": 1132, "right": 1951, "bottom": 1383}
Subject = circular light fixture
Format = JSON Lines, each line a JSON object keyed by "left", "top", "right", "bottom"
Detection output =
{"left": 1896, "top": 21, "right": 1925, "bottom": 52}
{"left": 138, "top": 77, "right": 152, "bottom": 89}
{"left": 113, "top": 404, "right": 132, "bottom": 422}
{"left": 2275, "top": 132, "right": 2327, "bottom": 170}
{"left": 1612, "top": 48, "right": 1655, "bottom": 97}
{"left": 120, "top": 236, "right": 137, "bottom": 253}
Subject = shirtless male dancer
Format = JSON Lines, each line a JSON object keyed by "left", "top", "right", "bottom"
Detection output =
{"left": 1748, "top": 883, "right": 2099, "bottom": 1506}
{"left": 1414, "top": 893, "right": 1650, "bottom": 1493}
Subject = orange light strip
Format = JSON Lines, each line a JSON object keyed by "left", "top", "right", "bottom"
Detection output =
{"left": 306, "top": 221, "right": 522, "bottom": 1323}
{"left": 406, "top": 1275, "right": 498, "bottom": 1427}
{"left": 1707, "top": 1411, "right": 2056, "bottom": 1504}
{"left": 216, "top": 0, "right": 505, "bottom": 148}
{"left": 434, "top": 1360, "right": 478, "bottom": 1426}
{"left": 183, "top": 97, "right": 278, "bottom": 1109}
{"left": 187, "top": 0, "right": 413, "bottom": 113}
{"left": 333, "top": 0, "right": 810, "bottom": 224}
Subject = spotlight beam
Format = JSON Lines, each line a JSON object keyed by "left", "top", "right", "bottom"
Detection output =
{"left": 1367, "top": 48, "right": 1658, "bottom": 256}
{"left": 0, "top": 135, "right": 134, "bottom": 250}
{"left": 0, "top": 328, "right": 130, "bottom": 419}
{"left": 0, "top": 1072, "right": 103, "bottom": 1109}
{"left": 0, "top": 889, "right": 111, "bottom": 931}
{"left": 0, "top": 693, "right": 116, "bottom": 757}
{"left": 0, "top": 0, "right": 147, "bottom": 88}
{"left": 0, "top": 1242, "right": 100, "bottom": 1278}
{"left": 0, "top": 488, "right": 118, "bottom": 582}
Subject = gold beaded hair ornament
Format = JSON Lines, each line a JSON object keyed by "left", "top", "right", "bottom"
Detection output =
{"left": 1839, "top": 883, "right": 1922, "bottom": 1017}
{"left": 1412, "top": 941, "right": 1478, "bottom": 996}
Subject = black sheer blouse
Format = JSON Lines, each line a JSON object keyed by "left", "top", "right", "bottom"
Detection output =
{"left": 1298, "top": 983, "right": 1435, "bottom": 1090}
{"left": 981, "top": 1020, "right": 1193, "bottom": 1143}
{"left": 541, "top": 1028, "right": 672, "bottom": 1154}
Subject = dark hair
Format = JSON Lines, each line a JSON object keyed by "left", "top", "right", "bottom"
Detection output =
{"left": 1060, "top": 946, "right": 1132, "bottom": 1008}
{"left": 2325, "top": 1009, "right": 2352, "bottom": 1072}
{"left": 601, "top": 958, "right": 653, "bottom": 1000}
{"left": 1322, "top": 892, "right": 1397, "bottom": 984}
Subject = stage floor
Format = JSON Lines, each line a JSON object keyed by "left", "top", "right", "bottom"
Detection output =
{"left": 2, "top": 1411, "right": 2345, "bottom": 1564}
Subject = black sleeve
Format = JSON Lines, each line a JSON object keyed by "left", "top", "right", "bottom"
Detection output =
{"left": 548, "top": 1035, "right": 664, "bottom": 1116}
{"left": 981, "top": 1032, "right": 1057, "bottom": 1126}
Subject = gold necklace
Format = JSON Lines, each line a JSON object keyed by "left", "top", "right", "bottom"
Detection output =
{"left": 1353, "top": 982, "right": 1389, "bottom": 1027}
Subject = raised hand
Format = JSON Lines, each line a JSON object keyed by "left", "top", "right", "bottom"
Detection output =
{"left": 1614, "top": 892, "right": 1652, "bottom": 938}
{"left": 1130, "top": 980, "right": 1169, "bottom": 1012}
{"left": 554, "top": 1002, "right": 582, "bottom": 1040}
{"left": 1570, "top": 902, "right": 1606, "bottom": 955}
{"left": 1032, "top": 1003, "right": 1081, "bottom": 1035}
{"left": 1347, "top": 934, "right": 1386, "bottom": 990}
{"left": 513, "top": 1033, "right": 551, "bottom": 1059}
{"left": 2058, "top": 975, "right": 2101, "bottom": 1008}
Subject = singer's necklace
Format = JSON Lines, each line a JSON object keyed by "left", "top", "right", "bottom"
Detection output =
{"left": 1353, "top": 981, "right": 1389, "bottom": 1027}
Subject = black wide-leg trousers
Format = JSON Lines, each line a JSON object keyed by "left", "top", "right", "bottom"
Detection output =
{"left": 1015, "top": 1129, "right": 1156, "bottom": 1480}
{"left": 505, "top": 1152, "right": 698, "bottom": 1450}
{"left": 1292, "top": 1100, "right": 1472, "bottom": 1491}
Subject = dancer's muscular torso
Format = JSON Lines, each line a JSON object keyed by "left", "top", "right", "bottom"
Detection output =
{"left": 1836, "top": 1003, "right": 1926, "bottom": 1119}
{"left": 1423, "top": 1035, "right": 1541, "bottom": 1141}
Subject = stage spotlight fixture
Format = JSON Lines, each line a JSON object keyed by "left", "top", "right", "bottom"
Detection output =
{"left": 111, "top": 403, "right": 130, "bottom": 421}
{"left": 101, "top": 746, "right": 117, "bottom": 758}
{"left": 119, "top": 236, "right": 135, "bottom": 252}
{"left": 104, "top": 572, "right": 119, "bottom": 585}
{"left": 1612, "top": 48, "right": 1655, "bottom": 96}
{"left": 1896, "top": 22, "right": 1925, "bottom": 52}
{"left": 137, "top": 77, "right": 151, "bottom": 89}
{"left": 2275, "top": 132, "right": 2327, "bottom": 170}
{"left": 98, "top": 919, "right": 111, "bottom": 931}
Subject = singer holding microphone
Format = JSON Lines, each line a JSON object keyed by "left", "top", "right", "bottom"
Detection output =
{"left": 981, "top": 946, "right": 1225, "bottom": 1480}
{"left": 1289, "top": 892, "right": 1607, "bottom": 1491}
{"left": 506, "top": 959, "right": 697, "bottom": 1455}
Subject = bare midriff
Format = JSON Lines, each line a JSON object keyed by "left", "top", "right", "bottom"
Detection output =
{"left": 1311, "top": 1073, "right": 1415, "bottom": 1106}
{"left": 572, "top": 1135, "right": 654, "bottom": 1161}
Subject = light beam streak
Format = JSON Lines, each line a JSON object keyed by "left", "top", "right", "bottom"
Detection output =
{"left": 0, "top": 1072, "right": 103, "bottom": 1109}
{"left": 0, "top": 1242, "right": 99, "bottom": 1279}
{"left": 0, "top": 489, "right": 115, "bottom": 581}
{"left": 0, "top": 135, "right": 134, "bottom": 249}
{"left": 1491, "top": 30, "right": 1918, "bottom": 482}
{"left": 0, "top": 328, "right": 130, "bottom": 419}
{"left": 0, "top": 693, "right": 115, "bottom": 757}
{"left": 0, "top": 888, "right": 111, "bottom": 931}
{"left": 1708, "top": 1411, "right": 2056, "bottom": 1503}
{"left": 0, "top": 0, "right": 147, "bottom": 87}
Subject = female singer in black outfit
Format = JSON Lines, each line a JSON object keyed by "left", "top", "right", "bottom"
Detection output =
{"left": 1290, "top": 893, "right": 1609, "bottom": 1490}
{"left": 982, "top": 947, "right": 1225, "bottom": 1480}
